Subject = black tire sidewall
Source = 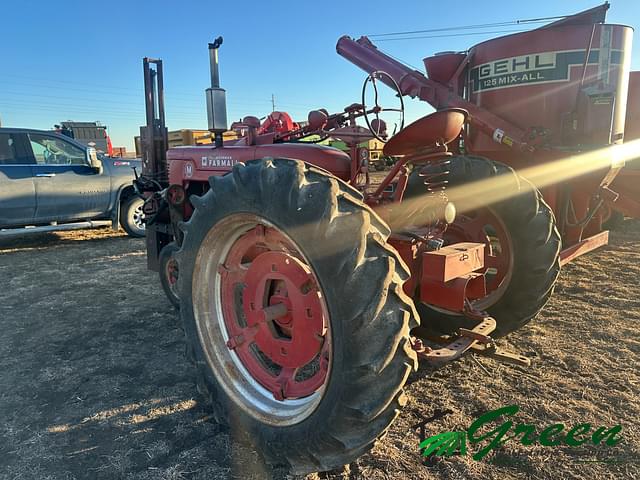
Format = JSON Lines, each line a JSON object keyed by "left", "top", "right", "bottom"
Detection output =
{"left": 120, "top": 196, "right": 145, "bottom": 238}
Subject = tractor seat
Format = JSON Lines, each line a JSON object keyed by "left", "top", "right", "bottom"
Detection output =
{"left": 383, "top": 108, "right": 468, "bottom": 156}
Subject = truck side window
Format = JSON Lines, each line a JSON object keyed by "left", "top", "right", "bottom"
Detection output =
{"left": 28, "top": 134, "right": 86, "bottom": 166}
{"left": 0, "top": 133, "right": 18, "bottom": 164}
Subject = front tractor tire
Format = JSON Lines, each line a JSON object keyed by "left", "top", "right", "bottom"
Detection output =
{"left": 159, "top": 242, "right": 180, "bottom": 309}
{"left": 407, "top": 155, "right": 561, "bottom": 337}
{"left": 176, "top": 158, "right": 419, "bottom": 475}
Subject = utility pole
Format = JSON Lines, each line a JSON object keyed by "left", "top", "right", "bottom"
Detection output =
{"left": 271, "top": 94, "right": 275, "bottom": 112}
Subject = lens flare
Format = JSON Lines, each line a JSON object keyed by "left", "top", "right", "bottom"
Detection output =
{"left": 383, "top": 139, "right": 640, "bottom": 231}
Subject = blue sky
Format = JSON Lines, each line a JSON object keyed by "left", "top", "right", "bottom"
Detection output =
{"left": 1, "top": 1, "right": 639, "bottom": 151}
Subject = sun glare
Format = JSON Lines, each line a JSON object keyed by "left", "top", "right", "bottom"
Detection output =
{"left": 384, "top": 139, "right": 640, "bottom": 231}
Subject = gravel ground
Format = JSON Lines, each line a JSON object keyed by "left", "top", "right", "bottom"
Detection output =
{"left": 0, "top": 221, "right": 638, "bottom": 479}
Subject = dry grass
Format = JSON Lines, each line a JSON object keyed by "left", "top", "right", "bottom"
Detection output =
{"left": 0, "top": 222, "right": 638, "bottom": 479}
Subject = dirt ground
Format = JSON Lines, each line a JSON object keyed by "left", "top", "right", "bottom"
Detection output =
{"left": 0, "top": 221, "right": 639, "bottom": 480}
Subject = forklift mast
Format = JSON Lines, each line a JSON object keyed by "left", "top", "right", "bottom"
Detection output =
{"left": 140, "top": 58, "right": 170, "bottom": 271}
{"left": 141, "top": 58, "right": 168, "bottom": 182}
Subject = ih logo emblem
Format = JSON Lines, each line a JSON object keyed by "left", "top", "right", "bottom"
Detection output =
{"left": 469, "top": 49, "right": 622, "bottom": 93}
{"left": 184, "top": 162, "right": 193, "bottom": 178}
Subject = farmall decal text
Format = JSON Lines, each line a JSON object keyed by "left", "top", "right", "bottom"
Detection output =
{"left": 470, "top": 49, "right": 621, "bottom": 93}
{"left": 201, "top": 155, "right": 239, "bottom": 168}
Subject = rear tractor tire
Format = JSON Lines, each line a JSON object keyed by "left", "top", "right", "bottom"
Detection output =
{"left": 176, "top": 158, "right": 419, "bottom": 475}
{"left": 406, "top": 155, "right": 561, "bottom": 337}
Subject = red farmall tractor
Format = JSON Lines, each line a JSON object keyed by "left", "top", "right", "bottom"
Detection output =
{"left": 136, "top": 3, "right": 637, "bottom": 474}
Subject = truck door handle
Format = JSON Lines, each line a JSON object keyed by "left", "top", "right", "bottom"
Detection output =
{"left": 36, "top": 173, "right": 56, "bottom": 177}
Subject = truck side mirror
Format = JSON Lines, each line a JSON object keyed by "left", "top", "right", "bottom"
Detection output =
{"left": 87, "top": 147, "right": 103, "bottom": 174}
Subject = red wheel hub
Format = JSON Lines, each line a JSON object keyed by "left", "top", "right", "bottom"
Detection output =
{"left": 166, "top": 258, "right": 178, "bottom": 286}
{"left": 243, "top": 251, "right": 325, "bottom": 367}
{"left": 219, "top": 225, "right": 330, "bottom": 401}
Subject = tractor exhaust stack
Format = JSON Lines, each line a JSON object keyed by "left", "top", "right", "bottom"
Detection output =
{"left": 206, "top": 36, "right": 228, "bottom": 147}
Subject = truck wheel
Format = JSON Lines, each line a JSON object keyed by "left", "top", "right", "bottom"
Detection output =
{"left": 406, "top": 155, "right": 561, "bottom": 337}
{"left": 176, "top": 158, "right": 418, "bottom": 475}
{"left": 159, "top": 242, "right": 180, "bottom": 309}
{"left": 120, "top": 196, "right": 146, "bottom": 237}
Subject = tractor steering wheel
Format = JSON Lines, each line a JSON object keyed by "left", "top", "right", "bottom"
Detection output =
{"left": 361, "top": 70, "right": 405, "bottom": 143}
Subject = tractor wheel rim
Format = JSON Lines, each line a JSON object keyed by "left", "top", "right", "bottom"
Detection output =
{"left": 192, "top": 213, "right": 331, "bottom": 426}
{"left": 132, "top": 204, "right": 145, "bottom": 230}
{"left": 444, "top": 207, "right": 514, "bottom": 311}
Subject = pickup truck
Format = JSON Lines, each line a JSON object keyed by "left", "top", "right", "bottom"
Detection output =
{"left": 0, "top": 127, "right": 144, "bottom": 237}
